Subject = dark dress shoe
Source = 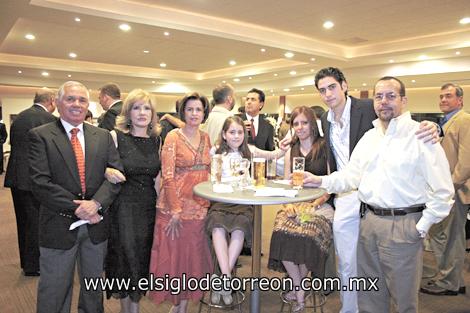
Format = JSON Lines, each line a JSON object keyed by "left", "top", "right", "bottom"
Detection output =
{"left": 459, "top": 286, "right": 466, "bottom": 294}
{"left": 23, "top": 270, "right": 40, "bottom": 277}
{"left": 420, "top": 284, "right": 459, "bottom": 296}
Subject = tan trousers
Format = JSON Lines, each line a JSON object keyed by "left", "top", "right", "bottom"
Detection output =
{"left": 357, "top": 211, "right": 423, "bottom": 313}
{"left": 429, "top": 194, "right": 467, "bottom": 291}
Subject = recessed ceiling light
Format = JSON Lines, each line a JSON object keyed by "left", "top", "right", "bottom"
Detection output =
{"left": 229, "top": 60, "right": 236, "bottom": 66}
{"left": 456, "top": 51, "right": 461, "bottom": 55}
{"left": 233, "top": 78, "right": 240, "bottom": 82}
{"left": 74, "top": 17, "right": 81, "bottom": 22}
{"left": 310, "top": 57, "right": 316, "bottom": 61}
{"left": 69, "top": 52, "right": 77, "bottom": 58}
{"left": 411, "top": 79, "right": 416, "bottom": 83}
{"left": 283, "top": 88, "right": 290, "bottom": 92}
{"left": 459, "top": 17, "right": 470, "bottom": 24}
{"left": 272, "top": 93, "right": 275, "bottom": 96}
{"left": 260, "top": 48, "right": 266, "bottom": 52}
{"left": 41, "top": 71, "right": 49, "bottom": 77}
{"left": 301, "top": 87, "right": 305, "bottom": 91}
{"left": 274, "top": 73, "right": 278, "bottom": 77}
{"left": 418, "top": 54, "right": 428, "bottom": 60}
{"left": 284, "top": 52, "right": 294, "bottom": 58}
{"left": 389, "top": 59, "right": 395, "bottom": 63}
{"left": 143, "top": 50, "right": 150, "bottom": 54}
{"left": 67, "top": 74, "right": 72, "bottom": 78}
{"left": 362, "top": 83, "right": 367, "bottom": 86}
{"left": 163, "top": 31, "right": 170, "bottom": 36}
{"left": 310, "top": 69, "right": 315, "bottom": 72}
{"left": 119, "top": 24, "right": 131, "bottom": 31}
{"left": 25, "top": 33, "right": 35, "bottom": 40}
{"left": 152, "top": 80, "right": 156, "bottom": 84}
{"left": 222, "top": 80, "right": 226, "bottom": 83}
{"left": 323, "top": 21, "right": 334, "bottom": 29}
{"left": 289, "top": 70, "right": 297, "bottom": 75}
{"left": 160, "top": 63, "right": 167, "bottom": 68}
{"left": 270, "top": 89, "right": 274, "bottom": 92}
{"left": 248, "top": 77, "right": 252, "bottom": 80}
{"left": 18, "top": 70, "right": 22, "bottom": 74}
{"left": 354, "top": 88, "right": 358, "bottom": 92}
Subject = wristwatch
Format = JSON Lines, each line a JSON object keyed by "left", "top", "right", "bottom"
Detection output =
{"left": 417, "top": 229, "right": 427, "bottom": 239}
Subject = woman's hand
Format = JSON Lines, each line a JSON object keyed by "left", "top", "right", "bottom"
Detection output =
{"left": 105, "top": 167, "right": 126, "bottom": 184}
{"left": 165, "top": 213, "right": 182, "bottom": 240}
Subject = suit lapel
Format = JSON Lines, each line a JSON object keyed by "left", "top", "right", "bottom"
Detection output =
{"left": 349, "top": 98, "right": 362, "bottom": 156}
{"left": 51, "top": 121, "right": 81, "bottom": 189}
{"left": 83, "top": 124, "right": 98, "bottom": 189}
{"left": 443, "top": 110, "right": 462, "bottom": 134}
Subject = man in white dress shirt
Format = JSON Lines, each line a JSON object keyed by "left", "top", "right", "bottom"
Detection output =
{"left": 303, "top": 76, "right": 454, "bottom": 313}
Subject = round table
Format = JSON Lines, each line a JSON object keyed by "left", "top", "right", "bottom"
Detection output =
{"left": 193, "top": 181, "right": 325, "bottom": 313}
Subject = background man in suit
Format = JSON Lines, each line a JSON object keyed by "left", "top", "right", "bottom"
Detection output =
{"left": 0, "top": 119, "right": 7, "bottom": 174}
{"left": 97, "top": 83, "right": 122, "bottom": 131}
{"left": 4, "top": 89, "right": 56, "bottom": 276}
{"left": 29, "top": 81, "right": 122, "bottom": 313}
{"left": 242, "top": 88, "right": 275, "bottom": 151}
{"left": 421, "top": 83, "right": 470, "bottom": 296}
{"left": 314, "top": 67, "right": 439, "bottom": 313}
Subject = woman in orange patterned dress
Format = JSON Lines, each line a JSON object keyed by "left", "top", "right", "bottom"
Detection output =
{"left": 149, "top": 93, "right": 212, "bottom": 313}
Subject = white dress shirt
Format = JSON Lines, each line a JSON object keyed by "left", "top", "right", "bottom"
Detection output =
{"left": 326, "top": 97, "right": 359, "bottom": 216}
{"left": 322, "top": 111, "right": 454, "bottom": 233}
{"left": 245, "top": 113, "right": 259, "bottom": 135}
{"left": 60, "top": 119, "right": 85, "bottom": 156}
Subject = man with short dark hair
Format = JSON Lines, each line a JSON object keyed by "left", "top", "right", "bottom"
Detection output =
{"left": 29, "top": 81, "right": 122, "bottom": 313}
{"left": 241, "top": 88, "right": 274, "bottom": 151}
{"left": 4, "top": 88, "right": 57, "bottom": 276}
{"left": 312, "top": 67, "right": 439, "bottom": 313}
{"left": 421, "top": 83, "right": 470, "bottom": 296}
{"left": 97, "top": 83, "right": 122, "bottom": 131}
{"left": 304, "top": 76, "right": 454, "bottom": 313}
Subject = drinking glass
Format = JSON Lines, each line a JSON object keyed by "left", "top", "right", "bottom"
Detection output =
{"left": 253, "top": 157, "right": 266, "bottom": 187}
{"left": 292, "top": 157, "right": 305, "bottom": 190}
{"left": 210, "top": 154, "right": 223, "bottom": 184}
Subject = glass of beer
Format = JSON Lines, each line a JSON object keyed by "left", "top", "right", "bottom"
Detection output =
{"left": 292, "top": 157, "right": 305, "bottom": 189}
{"left": 210, "top": 154, "right": 223, "bottom": 184}
{"left": 253, "top": 157, "right": 266, "bottom": 187}
{"left": 266, "top": 158, "right": 277, "bottom": 180}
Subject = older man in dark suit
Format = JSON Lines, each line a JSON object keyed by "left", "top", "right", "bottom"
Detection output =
{"left": 97, "top": 83, "right": 122, "bottom": 131}
{"left": 29, "top": 81, "right": 122, "bottom": 313}
{"left": 4, "top": 89, "right": 57, "bottom": 276}
{"left": 241, "top": 88, "right": 275, "bottom": 151}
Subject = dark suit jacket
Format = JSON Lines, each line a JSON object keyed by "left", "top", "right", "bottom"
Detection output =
{"left": 5, "top": 105, "right": 57, "bottom": 190}
{"left": 29, "top": 120, "right": 122, "bottom": 249}
{"left": 98, "top": 100, "right": 123, "bottom": 131}
{"left": 241, "top": 114, "right": 275, "bottom": 151}
{"left": 321, "top": 96, "right": 376, "bottom": 172}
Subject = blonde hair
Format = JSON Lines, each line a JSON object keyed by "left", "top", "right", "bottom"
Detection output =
{"left": 115, "top": 89, "right": 161, "bottom": 137}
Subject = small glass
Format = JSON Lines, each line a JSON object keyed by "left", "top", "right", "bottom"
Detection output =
{"left": 253, "top": 157, "right": 266, "bottom": 187}
{"left": 238, "top": 158, "right": 251, "bottom": 187}
{"left": 210, "top": 154, "right": 223, "bottom": 184}
{"left": 266, "top": 158, "right": 277, "bottom": 180}
{"left": 292, "top": 157, "right": 305, "bottom": 190}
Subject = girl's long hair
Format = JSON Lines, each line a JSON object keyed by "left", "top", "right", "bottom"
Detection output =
{"left": 290, "top": 106, "right": 326, "bottom": 161}
{"left": 215, "top": 116, "right": 251, "bottom": 159}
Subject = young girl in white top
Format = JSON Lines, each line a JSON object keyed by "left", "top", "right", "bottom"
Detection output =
{"left": 207, "top": 116, "right": 284, "bottom": 305}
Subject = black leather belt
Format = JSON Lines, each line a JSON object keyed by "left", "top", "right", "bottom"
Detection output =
{"left": 361, "top": 202, "right": 425, "bottom": 217}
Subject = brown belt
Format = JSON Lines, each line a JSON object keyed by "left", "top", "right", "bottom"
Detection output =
{"left": 361, "top": 202, "right": 425, "bottom": 217}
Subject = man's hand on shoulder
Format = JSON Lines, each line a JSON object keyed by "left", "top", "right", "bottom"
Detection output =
{"left": 415, "top": 121, "right": 440, "bottom": 144}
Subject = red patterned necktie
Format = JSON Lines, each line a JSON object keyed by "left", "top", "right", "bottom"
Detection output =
{"left": 250, "top": 118, "right": 256, "bottom": 140}
{"left": 70, "top": 128, "right": 86, "bottom": 194}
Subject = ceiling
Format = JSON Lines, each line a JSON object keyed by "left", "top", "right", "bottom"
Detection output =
{"left": 0, "top": 0, "right": 469, "bottom": 96}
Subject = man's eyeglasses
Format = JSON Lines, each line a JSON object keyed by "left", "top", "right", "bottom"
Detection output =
{"left": 374, "top": 93, "right": 401, "bottom": 102}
